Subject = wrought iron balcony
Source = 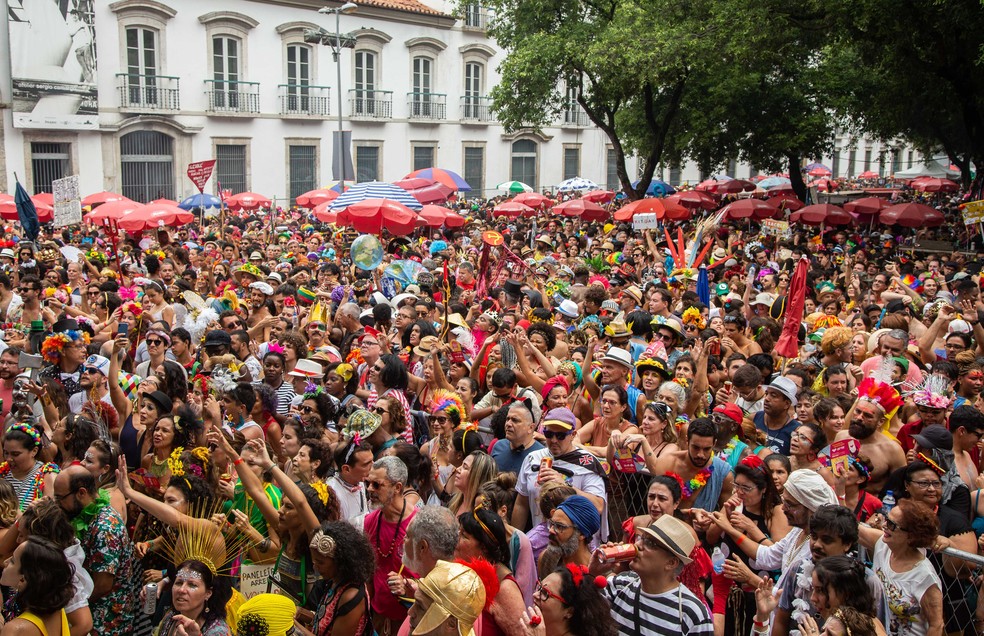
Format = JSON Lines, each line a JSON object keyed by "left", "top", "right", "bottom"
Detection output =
{"left": 349, "top": 89, "right": 393, "bottom": 119}
{"left": 462, "top": 4, "right": 489, "bottom": 29}
{"left": 278, "top": 84, "right": 330, "bottom": 116}
{"left": 560, "top": 102, "right": 590, "bottom": 127}
{"left": 204, "top": 80, "right": 260, "bottom": 115}
{"left": 407, "top": 92, "right": 446, "bottom": 121}
{"left": 116, "top": 73, "right": 180, "bottom": 111}
{"left": 460, "top": 96, "right": 495, "bottom": 122}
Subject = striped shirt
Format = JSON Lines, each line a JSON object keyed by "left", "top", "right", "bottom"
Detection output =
{"left": 257, "top": 379, "right": 297, "bottom": 415}
{"left": 606, "top": 572, "right": 713, "bottom": 636}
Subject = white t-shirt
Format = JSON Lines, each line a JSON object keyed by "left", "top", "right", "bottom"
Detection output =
{"left": 872, "top": 538, "right": 941, "bottom": 636}
{"left": 515, "top": 446, "right": 608, "bottom": 542}
{"left": 329, "top": 473, "right": 368, "bottom": 527}
{"left": 68, "top": 390, "right": 113, "bottom": 415}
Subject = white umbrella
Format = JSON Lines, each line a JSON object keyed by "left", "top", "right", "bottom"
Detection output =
{"left": 329, "top": 181, "right": 424, "bottom": 211}
{"left": 556, "top": 177, "right": 599, "bottom": 192}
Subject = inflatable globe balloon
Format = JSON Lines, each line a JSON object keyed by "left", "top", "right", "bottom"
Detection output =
{"left": 351, "top": 234, "right": 383, "bottom": 271}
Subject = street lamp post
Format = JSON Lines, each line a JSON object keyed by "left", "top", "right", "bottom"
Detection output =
{"left": 317, "top": 2, "right": 357, "bottom": 181}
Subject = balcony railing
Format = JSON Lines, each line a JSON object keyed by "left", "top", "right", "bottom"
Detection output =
{"left": 462, "top": 4, "right": 489, "bottom": 29}
{"left": 204, "top": 80, "right": 260, "bottom": 114}
{"left": 278, "top": 84, "right": 330, "bottom": 116}
{"left": 349, "top": 89, "right": 393, "bottom": 119}
{"left": 460, "top": 96, "right": 495, "bottom": 122}
{"left": 408, "top": 92, "right": 446, "bottom": 120}
{"left": 560, "top": 102, "right": 590, "bottom": 127}
{"left": 116, "top": 73, "right": 180, "bottom": 111}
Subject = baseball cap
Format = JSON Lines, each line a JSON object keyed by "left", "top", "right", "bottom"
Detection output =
{"left": 912, "top": 425, "right": 952, "bottom": 451}
{"left": 712, "top": 403, "right": 743, "bottom": 426}
{"left": 84, "top": 355, "right": 110, "bottom": 377}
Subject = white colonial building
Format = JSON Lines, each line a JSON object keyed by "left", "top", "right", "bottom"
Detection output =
{"left": 0, "top": 0, "right": 634, "bottom": 204}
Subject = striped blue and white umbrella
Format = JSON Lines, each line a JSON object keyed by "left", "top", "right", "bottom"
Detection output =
{"left": 556, "top": 177, "right": 599, "bottom": 192}
{"left": 329, "top": 181, "right": 423, "bottom": 211}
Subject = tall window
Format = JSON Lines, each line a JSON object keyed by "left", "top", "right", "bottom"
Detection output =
{"left": 355, "top": 145, "right": 379, "bottom": 182}
{"left": 216, "top": 144, "right": 247, "bottom": 194}
{"left": 464, "top": 146, "right": 484, "bottom": 196}
{"left": 668, "top": 165, "right": 681, "bottom": 185}
{"left": 412, "top": 57, "right": 432, "bottom": 117}
{"left": 30, "top": 143, "right": 69, "bottom": 193}
{"left": 464, "top": 63, "right": 482, "bottom": 118}
{"left": 289, "top": 146, "right": 317, "bottom": 204}
{"left": 354, "top": 50, "right": 376, "bottom": 115}
{"left": 563, "top": 147, "right": 580, "bottom": 181}
{"left": 120, "top": 131, "right": 173, "bottom": 202}
{"left": 125, "top": 27, "right": 158, "bottom": 106}
{"left": 847, "top": 150, "right": 856, "bottom": 180}
{"left": 891, "top": 149, "right": 901, "bottom": 173}
{"left": 606, "top": 149, "right": 618, "bottom": 190}
{"left": 212, "top": 36, "right": 240, "bottom": 109}
{"left": 748, "top": 166, "right": 759, "bottom": 179}
{"left": 463, "top": 3, "right": 485, "bottom": 28}
{"left": 510, "top": 139, "right": 536, "bottom": 188}
{"left": 907, "top": 150, "right": 914, "bottom": 169}
{"left": 286, "top": 44, "right": 311, "bottom": 111}
{"left": 413, "top": 146, "right": 434, "bottom": 171}
{"left": 863, "top": 148, "right": 872, "bottom": 173}
{"left": 831, "top": 151, "right": 840, "bottom": 178}
{"left": 727, "top": 158, "right": 737, "bottom": 177}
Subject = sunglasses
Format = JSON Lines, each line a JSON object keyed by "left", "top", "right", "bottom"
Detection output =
{"left": 146, "top": 339, "right": 165, "bottom": 346}
{"left": 884, "top": 518, "right": 909, "bottom": 533}
{"left": 428, "top": 415, "right": 450, "bottom": 425}
{"left": 542, "top": 429, "right": 570, "bottom": 440}
{"left": 373, "top": 406, "right": 387, "bottom": 415}
{"left": 83, "top": 367, "right": 102, "bottom": 375}
{"left": 17, "top": 287, "right": 36, "bottom": 293}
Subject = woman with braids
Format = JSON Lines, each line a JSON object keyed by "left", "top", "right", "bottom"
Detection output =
{"left": 621, "top": 474, "right": 711, "bottom": 606}
{"left": 50, "top": 414, "right": 99, "bottom": 469}
{"left": 0, "top": 537, "right": 76, "bottom": 636}
{"left": 454, "top": 504, "right": 528, "bottom": 636}
{"left": 243, "top": 437, "right": 339, "bottom": 610}
{"left": 152, "top": 560, "right": 233, "bottom": 636}
{"left": 294, "top": 521, "right": 375, "bottom": 636}
{"left": 520, "top": 564, "right": 618, "bottom": 636}
{"left": 481, "top": 473, "right": 537, "bottom": 607}
{"left": 0, "top": 423, "right": 58, "bottom": 509}
{"left": 82, "top": 439, "right": 128, "bottom": 521}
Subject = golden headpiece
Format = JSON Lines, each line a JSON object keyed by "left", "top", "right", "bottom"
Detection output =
{"left": 412, "top": 560, "right": 490, "bottom": 636}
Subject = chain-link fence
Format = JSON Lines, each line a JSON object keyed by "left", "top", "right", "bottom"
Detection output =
{"left": 934, "top": 547, "right": 982, "bottom": 636}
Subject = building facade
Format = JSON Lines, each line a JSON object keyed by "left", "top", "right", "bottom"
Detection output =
{"left": 0, "top": 0, "right": 630, "bottom": 204}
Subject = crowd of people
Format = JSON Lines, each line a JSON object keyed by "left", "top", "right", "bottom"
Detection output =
{"left": 0, "top": 185, "right": 981, "bottom": 636}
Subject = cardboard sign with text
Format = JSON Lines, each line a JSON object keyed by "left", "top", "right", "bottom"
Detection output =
{"left": 962, "top": 200, "right": 984, "bottom": 225}
{"left": 632, "top": 213, "right": 660, "bottom": 230}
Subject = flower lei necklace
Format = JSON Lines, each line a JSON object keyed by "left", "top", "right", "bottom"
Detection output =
{"left": 70, "top": 489, "right": 111, "bottom": 537}
{"left": 719, "top": 436, "right": 739, "bottom": 462}
{"left": 680, "top": 462, "right": 714, "bottom": 499}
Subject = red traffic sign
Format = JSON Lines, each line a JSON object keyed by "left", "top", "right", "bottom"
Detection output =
{"left": 187, "top": 160, "right": 216, "bottom": 193}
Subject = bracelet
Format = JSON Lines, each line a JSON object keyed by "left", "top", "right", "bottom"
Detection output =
{"left": 233, "top": 458, "right": 244, "bottom": 466}
{"left": 735, "top": 535, "right": 746, "bottom": 546}
{"left": 753, "top": 620, "right": 766, "bottom": 628}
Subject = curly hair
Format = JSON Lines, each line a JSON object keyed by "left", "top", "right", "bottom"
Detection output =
{"left": 279, "top": 331, "right": 309, "bottom": 361}
{"left": 314, "top": 521, "right": 375, "bottom": 588}
{"left": 301, "top": 439, "right": 333, "bottom": 480}
{"left": 894, "top": 498, "right": 939, "bottom": 549}
{"left": 548, "top": 565, "right": 619, "bottom": 636}
{"left": 814, "top": 555, "right": 875, "bottom": 617}
{"left": 526, "top": 322, "right": 557, "bottom": 352}
{"left": 166, "top": 474, "right": 216, "bottom": 513}
{"left": 157, "top": 360, "right": 189, "bottom": 404}
{"left": 0, "top": 480, "right": 18, "bottom": 528}
{"left": 20, "top": 498, "right": 75, "bottom": 550}
{"left": 60, "top": 414, "right": 99, "bottom": 463}
{"left": 252, "top": 383, "right": 279, "bottom": 419}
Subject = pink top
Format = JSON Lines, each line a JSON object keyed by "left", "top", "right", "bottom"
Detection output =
{"left": 364, "top": 506, "right": 418, "bottom": 621}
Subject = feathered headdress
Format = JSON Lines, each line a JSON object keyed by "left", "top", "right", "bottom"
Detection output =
{"left": 429, "top": 389, "right": 465, "bottom": 423}
{"left": 157, "top": 500, "right": 252, "bottom": 576}
{"left": 904, "top": 373, "right": 952, "bottom": 410}
{"left": 857, "top": 374, "right": 903, "bottom": 426}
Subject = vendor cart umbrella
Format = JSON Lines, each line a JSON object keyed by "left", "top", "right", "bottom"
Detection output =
{"left": 330, "top": 181, "right": 423, "bottom": 211}
{"left": 556, "top": 177, "right": 599, "bottom": 192}
{"left": 614, "top": 198, "right": 688, "bottom": 222}
{"left": 581, "top": 190, "right": 616, "bottom": 204}
{"left": 630, "top": 179, "right": 676, "bottom": 196}
{"left": 790, "top": 204, "right": 852, "bottom": 226}
{"left": 858, "top": 170, "right": 879, "bottom": 179}
{"left": 553, "top": 199, "right": 609, "bottom": 222}
{"left": 493, "top": 201, "right": 534, "bottom": 218}
{"left": 334, "top": 198, "right": 420, "bottom": 235}
{"left": 879, "top": 202, "right": 945, "bottom": 228}
{"left": 665, "top": 191, "right": 718, "bottom": 210}
{"left": 117, "top": 203, "right": 195, "bottom": 231}
{"left": 82, "top": 191, "right": 131, "bottom": 208}
{"left": 765, "top": 195, "right": 804, "bottom": 212}
{"left": 711, "top": 179, "right": 757, "bottom": 194}
{"left": 405, "top": 168, "right": 471, "bottom": 191}
{"left": 31, "top": 192, "right": 53, "bottom": 207}
{"left": 842, "top": 197, "right": 889, "bottom": 215}
{"left": 178, "top": 193, "right": 223, "bottom": 211}
{"left": 720, "top": 198, "right": 774, "bottom": 220}
{"left": 758, "top": 176, "right": 792, "bottom": 190}
{"left": 418, "top": 205, "right": 455, "bottom": 228}
{"left": 512, "top": 192, "right": 554, "bottom": 211}
{"left": 910, "top": 177, "right": 959, "bottom": 193}
{"left": 295, "top": 189, "right": 340, "bottom": 209}
{"left": 226, "top": 192, "right": 272, "bottom": 210}
{"left": 312, "top": 202, "right": 338, "bottom": 224}
{"left": 0, "top": 198, "right": 52, "bottom": 223}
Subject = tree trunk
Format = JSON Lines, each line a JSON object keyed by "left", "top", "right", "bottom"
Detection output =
{"left": 787, "top": 154, "right": 806, "bottom": 201}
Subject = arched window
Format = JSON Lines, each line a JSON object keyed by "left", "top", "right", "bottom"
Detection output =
{"left": 120, "top": 131, "right": 173, "bottom": 202}
{"left": 511, "top": 139, "right": 537, "bottom": 188}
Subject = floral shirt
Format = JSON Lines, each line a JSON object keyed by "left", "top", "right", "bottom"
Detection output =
{"left": 80, "top": 504, "right": 139, "bottom": 636}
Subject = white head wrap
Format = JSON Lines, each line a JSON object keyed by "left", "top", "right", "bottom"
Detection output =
{"left": 783, "top": 469, "right": 839, "bottom": 512}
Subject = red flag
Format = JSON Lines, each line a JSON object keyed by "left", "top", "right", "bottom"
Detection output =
{"left": 775, "top": 256, "right": 809, "bottom": 359}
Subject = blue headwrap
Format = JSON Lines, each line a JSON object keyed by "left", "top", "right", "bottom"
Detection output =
{"left": 556, "top": 495, "right": 601, "bottom": 538}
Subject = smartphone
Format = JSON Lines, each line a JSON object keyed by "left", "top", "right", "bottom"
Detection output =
{"left": 118, "top": 323, "right": 129, "bottom": 337}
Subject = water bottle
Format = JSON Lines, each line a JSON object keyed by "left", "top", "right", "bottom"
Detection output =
{"left": 711, "top": 546, "right": 726, "bottom": 574}
{"left": 881, "top": 490, "right": 896, "bottom": 516}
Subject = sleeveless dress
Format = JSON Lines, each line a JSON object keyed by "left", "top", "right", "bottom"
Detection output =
{"left": 313, "top": 582, "right": 372, "bottom": 636}
{"left": 17, "top": 610, "right": 69, "bottom": 636}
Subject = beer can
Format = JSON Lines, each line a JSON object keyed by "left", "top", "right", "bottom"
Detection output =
{"left": 596, "top": 543, "right": 637, "bottom": 564}
{"left": 143, "top": 582, "right": 157, "bottom": 615}
{"left": 540, "top": 457, "right": 553, "bottom": 471}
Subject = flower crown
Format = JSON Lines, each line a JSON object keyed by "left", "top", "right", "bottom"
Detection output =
{"left": 309, "top": 480, "right": 332, "bottom": 507}
{"left": 303, "top": 382, "right": 325, "bottom": 400}
{"left": 681, "top": 306, "right": 707, "bottom": 329}
{"left": 41, "top": 330, "right": 90, "bottom": 364}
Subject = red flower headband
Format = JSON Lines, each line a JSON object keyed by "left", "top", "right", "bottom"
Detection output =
{"left": 564, "top": 563, "right": 606, "bottom": 590}
{"left": 739, "top": 454, "right": 767, "bottom": 473}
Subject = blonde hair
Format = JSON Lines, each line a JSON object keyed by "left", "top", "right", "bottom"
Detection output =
{"left": 0, "top": 480, "right": 17, "bottom": 527}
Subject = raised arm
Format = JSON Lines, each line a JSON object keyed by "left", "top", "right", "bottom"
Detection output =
{"left": 250, "top": 439, "right": 321, "bottom": 535}
{"left": 108, "top": 335, "right": 133, "bottom": 422}
{"left": 582, "top": 335, "right": 601, "bottom": 400}
{"left": 209, "top": 425, "right": 280, "bottom": 532}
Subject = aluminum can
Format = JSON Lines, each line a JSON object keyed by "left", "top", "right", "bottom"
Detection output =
{"left": 143, "top": 582, "right": 157, "bottom": 615}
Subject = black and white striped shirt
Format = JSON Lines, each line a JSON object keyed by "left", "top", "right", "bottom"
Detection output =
{"left": 606, "top": 572, "right": 713, "bottom": 636}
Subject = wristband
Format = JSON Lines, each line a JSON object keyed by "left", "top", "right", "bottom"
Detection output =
{"left": 233, "top": 458, "right": 245, "bottom": 466}
{"left": 735, "top": 535, "right": 746, "bottom": 546}
{"left": 753, "top": 620, "right": 766, "bottom": 628}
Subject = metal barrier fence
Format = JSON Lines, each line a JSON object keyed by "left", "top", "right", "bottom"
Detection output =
{"left": 938, "top": 547, "right": 983, "bottom": 636}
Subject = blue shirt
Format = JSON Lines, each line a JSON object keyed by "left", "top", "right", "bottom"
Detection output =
{"left": 752, "top": 411, "right": 800, "bottom": 455}
{"left": 491, "top": 439, "right": 545, "bottom": 474}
